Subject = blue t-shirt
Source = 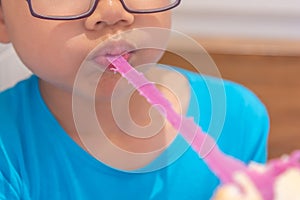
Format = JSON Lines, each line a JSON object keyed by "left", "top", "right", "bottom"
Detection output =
{"left": 0, "top": 68, "right": 269, "bottom": 200}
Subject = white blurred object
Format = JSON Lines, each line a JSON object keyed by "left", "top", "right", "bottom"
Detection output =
{"left": 212, "top": 152, "right": 300, "bottom": 200}
{"left": 172, "top": 0, "right": 300, "bottom": 40}
{"left": 274, "top": 168, "right": 300, "bottom": 200}
{"left": 0, "top": 44, "right": 32, "bottom": 92}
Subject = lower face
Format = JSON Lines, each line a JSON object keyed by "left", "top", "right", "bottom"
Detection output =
{"left": 1, "top": 0, "right": 172, "bottom": 100}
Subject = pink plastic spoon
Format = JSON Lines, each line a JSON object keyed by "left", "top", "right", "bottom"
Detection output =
{"left": 107, "top": 56, "right": 300, "bottom": 200}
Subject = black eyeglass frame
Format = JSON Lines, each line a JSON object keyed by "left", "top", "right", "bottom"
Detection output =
{"left": 25, "top": 0, "right": 181, "bottom": 20}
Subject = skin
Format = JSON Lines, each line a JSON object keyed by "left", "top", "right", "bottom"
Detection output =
{"left": 0, "top": 0, "right": 189, "bottom": 170}
{"left": 0, "top": 0, "right": 171, "bottom": 94}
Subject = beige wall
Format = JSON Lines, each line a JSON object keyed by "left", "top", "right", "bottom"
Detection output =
{"left": 172, "top": 0, "right": 300, "bottom": 40}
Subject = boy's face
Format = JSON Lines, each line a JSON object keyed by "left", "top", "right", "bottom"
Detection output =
{"left": 0, "top": 0, "right": 172, "bottom": 94}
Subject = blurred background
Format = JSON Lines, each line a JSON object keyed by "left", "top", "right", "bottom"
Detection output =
{"left": 1, "top": 0, "right": 300, "bottom": 159}
{"left": 167, "top": 0, "right": 300, "bottom": 159}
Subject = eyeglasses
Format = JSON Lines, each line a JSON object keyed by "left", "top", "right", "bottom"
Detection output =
{"left": 25, "top": 0, "right": 181, "bottom": 20}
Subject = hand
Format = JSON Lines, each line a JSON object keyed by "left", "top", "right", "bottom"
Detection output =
{"left": 212, "top": 171, "right": 263, "bottom": 200}
{"left": 212, "top": 163, "right": 300, "bottom": 200}
{"left": 273, "top": 168, "right": 300, "bottom": 200}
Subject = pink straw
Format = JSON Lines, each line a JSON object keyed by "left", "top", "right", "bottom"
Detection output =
{"left": 106, "top": 56, "right": 247, "bottom": 181}
{"left": 107, "top": 56, "right": 300, "bottom": 200}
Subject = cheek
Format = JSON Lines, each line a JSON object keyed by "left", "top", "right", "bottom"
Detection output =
{"left": 153, "top": 10, "right": 172, "bottom": 28}
{"left": 137, "top": 12, "right": 172, "bottom": 63}
{"left": 135, "top": 11, "right": 172, "bottom": 29}
{"left": 8, "top": 19, "right": 88, "bottom": 84}
{"left": 3, "top": 11, "right": 54, "bottom": 71}
{"left": 11, "top": 30, "right": 70, "bottom": 77}
{"left": 160, "top": 12, "right": 172, "bottom": 28}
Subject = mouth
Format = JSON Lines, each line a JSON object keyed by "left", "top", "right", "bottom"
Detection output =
{"left": 92, "top": 41, "right": 136, "bottom": 71}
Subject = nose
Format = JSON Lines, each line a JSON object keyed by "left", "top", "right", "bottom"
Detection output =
{"left": 84, "top": 0, "right": 135, "bottom": 30}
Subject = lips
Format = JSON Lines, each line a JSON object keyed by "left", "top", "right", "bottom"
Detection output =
{"left": 91, "top": 41, "right": 136, "bottom": 71}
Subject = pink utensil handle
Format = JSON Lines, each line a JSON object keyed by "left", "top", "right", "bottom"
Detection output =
{"left": 107, "top": 56, "right": 300, "bottom": 199}
{"left": 107, "top": 56, "right": 247, "bottom": 184}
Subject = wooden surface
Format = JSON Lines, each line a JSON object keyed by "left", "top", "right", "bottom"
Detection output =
{"left": 160, "top": 51, "right": 300, "bottom": 159}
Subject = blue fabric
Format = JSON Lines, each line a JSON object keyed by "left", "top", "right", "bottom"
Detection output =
{"left": 0, "top": 68, "right": 269, "bottom": 200}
